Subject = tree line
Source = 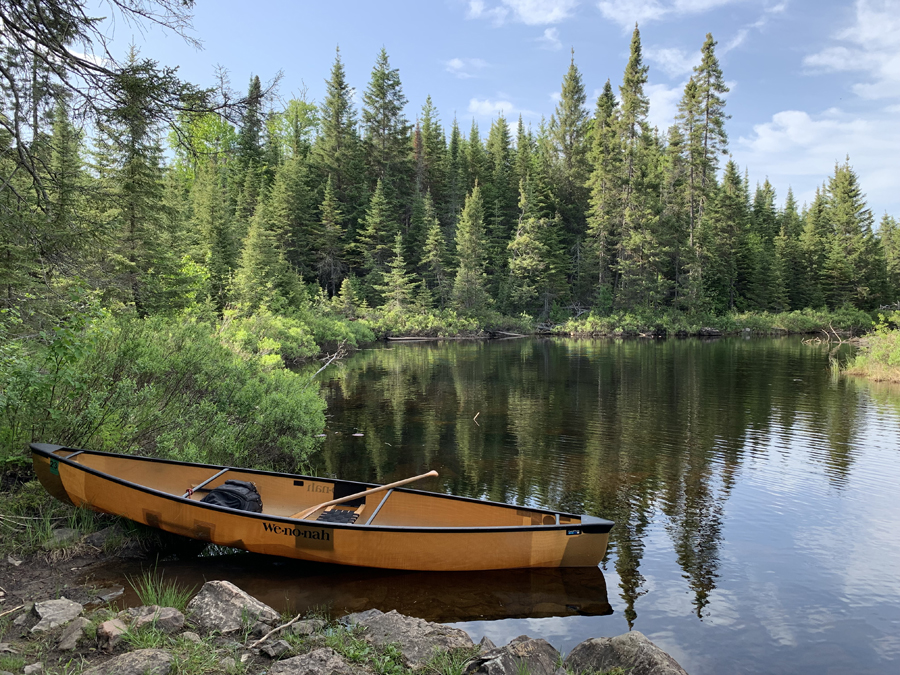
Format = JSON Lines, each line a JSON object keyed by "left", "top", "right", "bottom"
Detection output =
{"left": 3, "top": 11, "right": 899, "bottom": 329}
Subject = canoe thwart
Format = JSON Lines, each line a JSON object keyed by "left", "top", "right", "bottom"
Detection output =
{"left": 290, "top": 470, "right": 439, "bottom": 520}
{"left": 182, "top": 467, "right": 230, "bottom": 498}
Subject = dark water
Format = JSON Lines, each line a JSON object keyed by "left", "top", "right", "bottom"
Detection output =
{"left": 96, "top": 337, "right": 900, "bottom": 674}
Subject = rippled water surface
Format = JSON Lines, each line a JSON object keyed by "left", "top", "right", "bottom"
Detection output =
{"left": 308, "top": 337, "right": 900, "bottom": 675}
{"left": 99, "top": 337, "right": 900, "bottom": 675}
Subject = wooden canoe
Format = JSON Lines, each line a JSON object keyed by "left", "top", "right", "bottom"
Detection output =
{"left": 31, "top": 443, "right": 613, "bottom": 571}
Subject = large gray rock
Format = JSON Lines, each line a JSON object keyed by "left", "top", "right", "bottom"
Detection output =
{"left": 57, "top": 617, "right": 92, "bottom": 651}
{"left": 268, "top": 647, "right": 359, "bottom": 675}
{"left": 347, "top": 608, "right": 474, "bottom": 668}
{"left": 83, "top": 648, "right": 174, "bottom": 675}
{"left": 564, "top": 632, "right": 688, "bottom": 675}
{"left": 131, "top": 606, "right": 185, "bottom": 634}
{"left": 31, "top": 598, "right": 83, "bottom": 632}
{"left": 186, "top": 580, "right": 279, "bottom": 634}
{"left": 465, "top": 636, "right": 562, "bottom": 675}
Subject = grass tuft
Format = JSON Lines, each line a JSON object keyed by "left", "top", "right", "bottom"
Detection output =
{"left": 127, "top": 567, "right": 195, "bottom": 611}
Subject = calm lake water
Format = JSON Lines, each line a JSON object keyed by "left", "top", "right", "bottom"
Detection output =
{"left": 96, "top": 336, "right": 900, "bottom": 675}
{"left": 309, "top": 336, "right": 900, "bottom": 675}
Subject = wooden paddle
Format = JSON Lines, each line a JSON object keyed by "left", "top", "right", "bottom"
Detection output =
{"left": 290, "top": 470, "right": 438, "bottom": 520}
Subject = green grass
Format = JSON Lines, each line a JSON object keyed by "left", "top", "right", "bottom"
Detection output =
{"left": 424, "top": 646, "right": 480, "bottom": 675}
{"left": 0, "top": 655, "right": 25, "bottom": 672}
{"left": 126, "top": 568, "right": 195, "bottom": 611}
{"left": 844, "top": 316, "right": 900, "bottom": 382}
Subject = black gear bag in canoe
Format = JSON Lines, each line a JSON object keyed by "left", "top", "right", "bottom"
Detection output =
{"left": 200, "top": 480, "right": 263, "bottom": 512}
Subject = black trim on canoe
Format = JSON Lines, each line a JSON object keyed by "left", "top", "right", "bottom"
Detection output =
{"left": 30, "top": 443, "right": 614, "bottom": 535}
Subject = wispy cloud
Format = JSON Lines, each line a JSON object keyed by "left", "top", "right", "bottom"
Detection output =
{"left": 645, "top": 47, "right": 699, "bottom": 77}
{"left": 803, "top": 0, "right": 900, "bottom": 99}
{"left": 445, "top": 57, "right": 489, "bottom": 79}
{"left": 468, "top": 97, "right": 536, "bottom": 117}
{"left": 646, "top": 82, "right": 684, "bottom": 131}
{"left": 596, "top": 0, "right": 743, "bottom": 30}
{"left": 538, "top": 27, "right": 563, "bottom": 50}
{"left": 467, "top": 0, "right": 579, "bottom": 26}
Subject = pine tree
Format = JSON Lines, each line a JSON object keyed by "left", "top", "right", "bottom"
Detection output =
{"left": 822, "top": 159, "right": 880, "bottom": 307}
{"left": 508, "top": 179, "right": 568, "bottom": 317}
{"left": 586, "top": 80, "right": 622, "bottom": 304}
{"left": 446, "top": 118, "right": 467, "bottom": 231}
{"left": 485, "top": 113, "right": 517, "bottom": 278}
{"left": 355, "top": 179, "right": 400, "bottom": 298}
{"left": 315, "top": 47, "right": 366, "bottom": 231}
{"left": 452, "top": 184, "right": 491, "bottom": 312}
{"left": 549, "top": 49, "right": 591, "bottom": 244}
{"left": 376, "top": 234, "right": 418, "bottom": 312}
{"left": 362, "top": 48, "right": 412, "bottom": 207}
{"left": 700, "top": 161, "right": 748, "bottom": 310}
{"left": 420, "top": 191, "right": 452, "bottom": 308}
{"left": 879, "top": 214, "right": 900, "bottom": 301}
{"left": 269, "top": 155, "right": 317, "bottom": 278}
{"left": 694, "top": 34, "right": 729, "bottom": 193}
{"left": 237, "top": 75, "right": 265, "bottom": 172}
{"left": 317, "top": 176, "right": 347, "bottom": 296}
{"left": 419, "top": 95, "right": 447, "bottom": 206}
{"left": 192, "top": 160, "right": 236, "bottom": 311}
{"left": 232, "top": 198, "right": 298, "bottom": 310}
{"left": 92, "top": 48, "right": 174, "bottom": 315}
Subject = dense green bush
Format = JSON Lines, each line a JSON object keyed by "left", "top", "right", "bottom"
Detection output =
{"left": 0, "top": 312, "right": 326, "bottom": 468}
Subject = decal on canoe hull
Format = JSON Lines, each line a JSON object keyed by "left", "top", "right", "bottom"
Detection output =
{"left": 263, "top": 522, "right": 334, "bottom": 550}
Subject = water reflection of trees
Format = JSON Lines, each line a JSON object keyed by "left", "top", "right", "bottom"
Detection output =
{"left": 316, "top": 337, "right": 865, "bottom": 624}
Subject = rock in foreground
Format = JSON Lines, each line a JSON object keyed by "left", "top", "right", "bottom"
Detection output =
{"left": 186, "top": 580, "right": 279, "bottom": 633}
{"left": 465, "top": 635, "right": 561, "bottom": 675}
{"left": 565, "top": 631, "right": 688, "bottom": 675}
{"left": 268, "top": 647, "right": 361, "bottom": 675}
{"left": 347, "top": 608, "right": 474, "bottom": 667}
{"left": 83, "top": 648, "right": 174, "bottom": 675}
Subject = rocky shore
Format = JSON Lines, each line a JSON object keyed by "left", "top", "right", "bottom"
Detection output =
{"left": 0, "top": 577, "right": 688, "bottom": 675}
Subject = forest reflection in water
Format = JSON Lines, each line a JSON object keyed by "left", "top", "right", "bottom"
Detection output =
{"left": 309, "top": 336, "right": 900, "bottom": 675}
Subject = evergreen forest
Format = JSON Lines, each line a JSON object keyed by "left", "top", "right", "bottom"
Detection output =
{"left": 1, "top": 1, "right": 898, "bottom": 466}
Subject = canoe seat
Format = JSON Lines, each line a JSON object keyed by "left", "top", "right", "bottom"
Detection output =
{"left": 317, "top": 509, "right": 359, "bottom": 524}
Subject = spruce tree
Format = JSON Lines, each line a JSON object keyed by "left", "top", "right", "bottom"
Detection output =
{"left": 355, "top": 179, "right": 400, "bottom": 298}
{"left": 269, "top": 155, "right": 317, "bottom": 278}
{"left": 315, "top": 47, "right": 366, "bottom": 231}
{"left": 362, "top": 48, "right": 412, "bottom": 207}
{"left": 879, "top": 214, "right": 900, "bottom": 301}
{"left": 452, "top": 184, "right": 491, "bottom": 312}
{"left": 700, "top": 161, "right": 748, "bottom": 310}
{"left": 232, "top": 198, "right": 298, "bottom": 310}
{"left": 376, "top": 233, "right": 418, "bottom": 312}
{"left": 549, "top": 49, "right": 591, "bottom": 243}
{"left": 192, "top": 160, "right": 236, "bottom": 312}
{"left": 420, "top": 191, "right": 452, "bottom": 308}
{"left": 317, "top": 176, "right": 347, "bottom": 296}
{"left": 694, "top": 34, "right": 729, "bottom": 193}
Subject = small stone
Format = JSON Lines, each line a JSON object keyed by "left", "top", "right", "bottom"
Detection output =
{"left": 250, "top": 620, "right": 270, "bottom": 638}
{"left": 181, "top": 631, "right": 202, "bottom": 644}
{"left": 97, "top": 618, "right": 127, "bottom": 650}
{"left": 351, "top": 609, "right": 473, "bottom": 668}
{"left": 564, "top": 632, "right": 688, "bottom": 675}
{"left": 31, "top": 598, "right": 83, "bottom": 632}
{"left": 269, "top": 647, "right": 357, "bottom": 675}
{"left": 0, "top": 642, "right": 17, "bottom": 653}
{"left": 24, "top": 664, "right": 43, "bottom": 675}
{"left": 7, "top": 556, "right": 23, "bottom": 566}
{"left": 465, "top": 636, "right": 561, "bottom": 675}
{"left": 57, "top": 616, "right": 92, "bottom": 651}
{"left": 219, "top": 656, "right": 236, "bottom": 671}
{"left": 291, "top": 618, "right": 326, "bottom": 636}
{"left": 261, "top": 639, "right": 291, "bottom": 658}
{"left": 95, "top": 587, "right": 124, "bottom": 603}
{"left": 83, "top": 648, "right": 174, "bottom": 675}
{"left": 479, "top": 636, "right": 497, "bottom": 652}
{"left": 132, "top": 606, "right": 185, "bottom": 634}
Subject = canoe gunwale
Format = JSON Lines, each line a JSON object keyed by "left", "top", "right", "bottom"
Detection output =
{"left": 30, "top": 444, "right": 614, "bottom": 535}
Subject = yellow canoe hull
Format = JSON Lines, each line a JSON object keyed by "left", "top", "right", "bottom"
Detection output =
{"left": 31, "top": 444, "right": 612, "bottom": 571}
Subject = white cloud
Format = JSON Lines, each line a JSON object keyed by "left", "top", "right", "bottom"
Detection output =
{"left": 549, "top": 91, "right": 562, "bottom": 103}
{"left": 646, "top": 81, "right": 684, "bottom": 131}
{"left": 445, "top": 57, "right": 489, "bottom": 79}
{"left": 736, "top": 106, "right": 900, "bottom": 216}
{"left": 803, "top": 0, "right": 900, "bottom": 99}
{"left": 538, "top": 27, "right": 563, "bottom": 50}
{"left": 468, "top": 98, "right": 536, "bottom": 117}
{"left": 596, "top": 0, "right": 742, "bottom": 29}
{"left": 645, "top": 47, "right": 699, "bottom": 77}
{"left": 466, "top": 0, "right": 579, "bottom": 26}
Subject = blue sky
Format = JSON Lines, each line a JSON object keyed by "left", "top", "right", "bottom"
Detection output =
{"left": 115, "top": 0, "right": 898, "bottom": 219}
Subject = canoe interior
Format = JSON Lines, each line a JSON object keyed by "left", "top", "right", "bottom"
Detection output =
{"left": 37, "top": 446, "right": 583, "bottom": 528}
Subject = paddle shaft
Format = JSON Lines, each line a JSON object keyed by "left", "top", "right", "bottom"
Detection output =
{"left": 291, "top": 470, "right": 438, "bottom": 520}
